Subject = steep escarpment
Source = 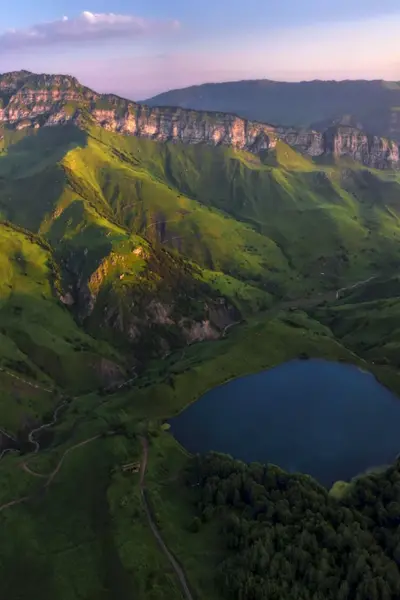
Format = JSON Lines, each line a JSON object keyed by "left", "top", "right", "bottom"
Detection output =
{"left": 323, "top": 126, "right": 399, "bottom": 169}
{"left": 0, "top": 71, "right": 399, "bottom": 169}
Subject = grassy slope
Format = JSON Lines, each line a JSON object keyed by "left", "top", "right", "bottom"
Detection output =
{"left": 2, "top": 121, "right": 400, "bottom": 598}
{"left": 61, "top": 130, "right": 400, "bottom": 295}
{"left": 2, "top": 309, "right": 390, "bottom": 600}
{"left": 4, "top": 123, "right": 400, "bottom": 306}
{"left": 55, "top": 130, "right": 294, "bottom": 297}
{"left": 0, "top": 221, "right": 125, "bottom": 435}
{"left": 1, "top": 125, "right": 276, "bottom": 334}
{"left": 315, "top": 275, "right": 400, "bottom": 368}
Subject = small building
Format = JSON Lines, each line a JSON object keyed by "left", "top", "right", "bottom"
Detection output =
{"left": 121, "top": 462, "right": 140, "bottom": 473}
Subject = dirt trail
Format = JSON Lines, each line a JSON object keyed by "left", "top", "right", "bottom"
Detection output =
{"left": 335, "top": 275, "right": 377, "bottom": 300}
{"left": 0, "top": 448, "right": 19, "bottom": 461}
{"left": 28, "top": 400, "right": 68, "bottom": 454}
{"left": 45, "top": 435, "right": 100, "bottom": 487}
{"left": 21, "top": 462, "right": 47, "bottom": 478}
{"left": 0, "top": 367, "right": 52, "bottom": 393}
{"left": 0, "top": 427, "right": 17, "bottom": 442}
{"left": 139, "top": 437, "right": 195, "bottom": 600}
{"left": 0, "top": 496, "right": 29, "bottom": 513}
{"left": 1, "top": 369, "right": 137, "bottom": 465}
{"left": 0, "top": 436, "right": 100, "bottom": 513}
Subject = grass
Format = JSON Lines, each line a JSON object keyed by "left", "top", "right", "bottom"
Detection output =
{"left": 1, "top": 304, "right": 400, "bottom": 600}
{"left": 145, "top": 432, "right": 223, "bottom": 600}
{"left": 2, "top": 117, "right": 400, "bottom": 599}
{"left": 4, "top": 121, "right": 400, "bottom": 307}
{"left": 1, "top": 437, "right": 137, "bottom": 599}
{"left": 122, "top": 311, "right": 367, "bottom": 421}
{"left": 313, "top": 274, "right": 400, "bottom": 372}
{"left": 0, "top": 221, "right": 126, "bottom": 435}
{"left": 0, "top": 308, "right": 370, "bottom": 593}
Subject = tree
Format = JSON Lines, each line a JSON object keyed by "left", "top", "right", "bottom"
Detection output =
{"left": 189, "top": 517, "right": 201, "bottom": 533}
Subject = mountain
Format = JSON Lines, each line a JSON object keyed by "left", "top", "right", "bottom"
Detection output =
{"left": 2, "top": 70, "right": 400, "bottom": 380}
{"left": 2, "top": 70, "right": 400, "bottom": 600}
{"left": 145, "top": 79, "right": 400, "bottom": 142}
{"left": 1, "top": 70, "right": 399, "bottom": 169}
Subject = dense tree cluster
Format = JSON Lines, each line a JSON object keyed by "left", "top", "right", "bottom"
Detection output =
{"left": 187, "top": 453, "right": 400, "bottom": 600}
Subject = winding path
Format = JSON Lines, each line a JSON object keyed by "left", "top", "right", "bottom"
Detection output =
{"left": 0, "top": 374, "right": 58, "bottom": 462}
{"left": 0, "top": 435, "right": 100, "bottom": 513}
{"left": 28, "top": 400, "right": 69, "bottom": 454}
{"left": 139, "top": 437, "right": 194, "bottom": 600}
{"left": 0, "top": 448, "right": 19, "bottom": 461}
{"left": 21, "top": 462, "right": 47, "bottom": 478}
{"left": 335, "top": 275, "right": 377, "bottom": 300}
{"left": 0, "top": 369, "right": 137, "bottom": 464}
{"left": 45, "top": 435, "right": 100, "bottom": 487}
{"left": 0, "top": 427, "right": 17, "bottom": 442}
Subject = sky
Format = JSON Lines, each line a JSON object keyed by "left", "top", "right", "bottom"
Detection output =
{"left": 1, "top": 1, "right": 400, "bottom": 99}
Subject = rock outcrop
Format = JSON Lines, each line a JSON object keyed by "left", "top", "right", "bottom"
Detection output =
{"left": 1, "top": 70, "right": 399, "bottom": 169}
{"left": 60, "top": 236, "right": 239, "bottom": 359}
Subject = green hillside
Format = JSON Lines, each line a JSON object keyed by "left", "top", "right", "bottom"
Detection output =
{"left": 2, "top": 308, "right": 400, "bottom": 600}
{"left": 2, "top": 115, "right": 400, "bottom": 599}
{"left": 0, "top": 220, "right": 127, "bottom": 436}
{"left": 3, "top": 120, "right": 400, "bottom": 306}
{"left": 315, "top": 274, "right": 400, "bottom": 369}
{"left": 2, "top": 117, "right": 400, "bottom": 420}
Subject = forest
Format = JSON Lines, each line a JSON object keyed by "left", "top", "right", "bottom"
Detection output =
{"left": 187, "top": 453, "right": 400, "bottom": 600}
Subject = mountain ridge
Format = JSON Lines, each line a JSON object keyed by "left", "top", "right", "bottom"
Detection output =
{"left": 1, "top": 70, "right": 400, "bottom": 170}
{"left": 145, "top": 78, "right": 400, "bottom": 144}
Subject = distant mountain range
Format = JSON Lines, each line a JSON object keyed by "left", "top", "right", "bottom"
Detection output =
{"left": 145, "top": 79, "right": 400, "bottom": 142}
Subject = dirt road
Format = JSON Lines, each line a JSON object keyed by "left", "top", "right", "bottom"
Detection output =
{"left": 139, "top": 437, "right": 195, "bottom": 600}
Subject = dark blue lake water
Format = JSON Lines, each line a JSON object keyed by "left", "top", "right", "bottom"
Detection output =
{"left": 169, "top": 359, "right": 400, "bottom": 487}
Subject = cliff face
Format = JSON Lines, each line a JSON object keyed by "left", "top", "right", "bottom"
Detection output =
{"left": 1, "top": 71, "right": 399, "bottom": 169}
{"left": 60, "top": 237, "right": 239, "bottom": 359}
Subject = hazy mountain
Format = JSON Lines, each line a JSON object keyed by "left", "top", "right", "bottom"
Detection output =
{"left": 145, "top": 79, "right": 400, "bottom": 141}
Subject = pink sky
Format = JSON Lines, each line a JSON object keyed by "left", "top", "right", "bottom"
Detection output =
{"left": 1, "top": 11, "right": 400, "bottom": 99}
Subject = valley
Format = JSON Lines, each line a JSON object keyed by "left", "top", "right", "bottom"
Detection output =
{"left": 1, "top": 70, "right": 400, "bottom": 599}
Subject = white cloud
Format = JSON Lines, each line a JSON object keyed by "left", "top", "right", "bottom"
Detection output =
{"left": 0, "top": 11, "right": 180, "bottom": 51}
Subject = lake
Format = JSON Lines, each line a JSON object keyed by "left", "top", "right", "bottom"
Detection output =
{"left": 169, "top": 359, "right": 400, "bottom": 487}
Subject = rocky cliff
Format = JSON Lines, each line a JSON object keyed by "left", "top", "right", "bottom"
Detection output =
{"left": 1, "top": 70, "right": 399, "bottom": 169}
{"left": 144, "top": 79, "right": 400, "bottom": 143}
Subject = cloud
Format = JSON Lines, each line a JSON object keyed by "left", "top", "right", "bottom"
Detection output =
{"left": 0, "top": 11, "right": 180, "bottom": 51}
